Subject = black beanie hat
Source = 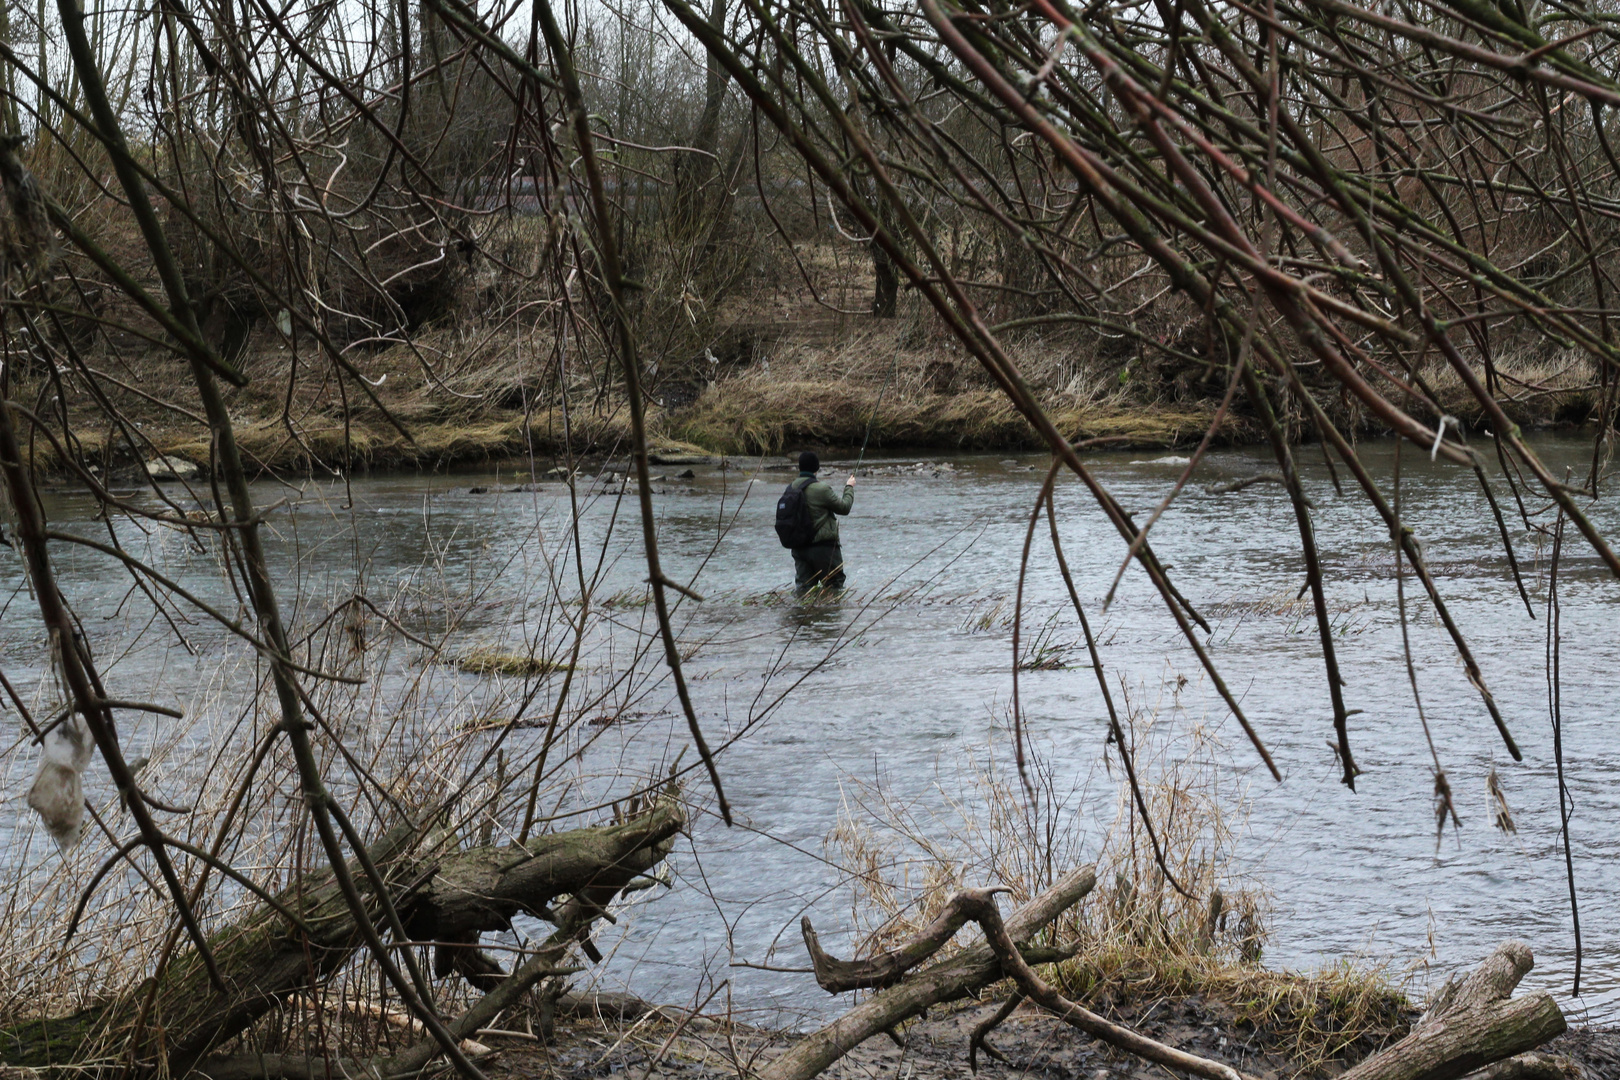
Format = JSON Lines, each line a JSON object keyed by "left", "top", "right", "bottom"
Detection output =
{"left": 798, "top": 450, "right": 820, "bottom": 473}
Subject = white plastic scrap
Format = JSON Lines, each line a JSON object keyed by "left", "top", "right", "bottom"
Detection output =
{"left": 1430, "top": 414, "right": 1459, "bottom": 461}
{"left": 25, "top": 631, "right": 94, "bottom": 849}
{"left": 27, "top": 714, "right": 92, "bottom": 849}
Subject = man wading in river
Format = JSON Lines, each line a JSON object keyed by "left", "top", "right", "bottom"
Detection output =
{"left": 776, "top": 451, "right": 856, "bottom": 592}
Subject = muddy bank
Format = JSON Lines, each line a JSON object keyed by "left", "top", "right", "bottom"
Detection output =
{"left": 470, "top": 996, "right": 1617, "bottom": 1080}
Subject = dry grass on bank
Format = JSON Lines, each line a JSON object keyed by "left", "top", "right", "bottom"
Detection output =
{"left": 1428, "top": 347, "right": 1607, "bottom": 428}
{"left": 669, "top": 376, "right": 1227, "bottom": 455}
{"left": 12, "top": 287, "right": 1253, "bottom": 477}
{"left": 1060, "top": 936, "right": 1409, "bottom": 1075}
{"left": 667, "top": 315, "right": 1230, "bottom": 455}
{"left": 19, "top": 291, "right": 1609, "bottom": 480}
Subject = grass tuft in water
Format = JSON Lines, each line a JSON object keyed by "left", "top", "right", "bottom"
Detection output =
{"left": 454, "top": 648, "right": 573, "bottom": 678}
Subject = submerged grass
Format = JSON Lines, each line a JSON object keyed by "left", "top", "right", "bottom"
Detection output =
{"left": 454, "top": 647, "right": 574, "bottom": 677}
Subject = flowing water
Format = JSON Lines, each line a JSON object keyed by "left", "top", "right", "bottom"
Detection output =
{"left": 0, "top": 435, "right": 1614, "bottom": 1027}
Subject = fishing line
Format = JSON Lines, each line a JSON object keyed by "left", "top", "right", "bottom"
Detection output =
{"left": 854, "top": 351, "right": 901, "bottom": 474}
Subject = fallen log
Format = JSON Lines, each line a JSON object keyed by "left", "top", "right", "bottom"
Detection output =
{"left": 0, "top": 822, "right": 422, "bottom": 1073}
{"left": 380, "top": 818, "right": 679, "bottom": 1079}
{"left": 286, "top": 996, "right": 492, "bottom": 1056}
{"left": 553, "top": 991, "right": 655, "bottom": 1021}
{"left": 758, "top": 866, "right": 1095, "bottom": 1080}
{"left": 246, "top": 824, "right": 683, "bottom": 1080}
{"left": 188, "top": 1053, "right": 353, "bottom": 1080}
{"left": 0, "top": 802, "right": 685, "bottom": 1077}
{"left": 1340, "top": 942, "right": 1567, "bottom": 1080}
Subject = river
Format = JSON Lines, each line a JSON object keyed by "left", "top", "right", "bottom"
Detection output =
{"left": 0, "top": 435, "right": 1613, "bottom": 1028}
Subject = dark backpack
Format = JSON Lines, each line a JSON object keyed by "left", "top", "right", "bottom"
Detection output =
{"left": 775, "top": 478, "right": 818, "bottom": 549}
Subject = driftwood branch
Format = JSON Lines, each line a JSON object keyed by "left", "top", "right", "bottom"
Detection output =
{"left": 955, "top": 889, "right": 1247, "bottom": 1080}
{"left": 968, "top": 992, "right": 1023, "bottom": 1071}
{"left": 759, "top": 867, "right": 1094, "bottom": 1080}
{"left": 800, "top": 890, "right": 1003, "bottom": 992}
{"left": 1340, "top": 941, "right": 1566, "bottom": 1080}
{"left": 800, "top": 883, "right": 1245, "bottom": 1078}
{"left": 785, "top": 874, "right": 1244, "bottom": 1080}
{"left": 788, "top": 889, "right": 1573, "bottom": 1080}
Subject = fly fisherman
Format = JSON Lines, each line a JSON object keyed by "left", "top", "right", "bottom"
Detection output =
{"left": 775, "top": 451, "right": 856, "bottom": 592}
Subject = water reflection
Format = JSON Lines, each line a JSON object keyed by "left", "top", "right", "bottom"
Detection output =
{"left": 781, "top": 589, "right": 849, "bottom": 640}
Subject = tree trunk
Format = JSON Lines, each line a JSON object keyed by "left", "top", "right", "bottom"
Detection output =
{"left": 671, "top": 0, "right": 728, "bottom": 230}
{"left": 871, "top": 243, "right": 899, "bottom": 318}
{"left": 0, "top": 804, "right": 684, "bottom": 1075}
{"left": 1340, "top": 942, "right": 1566, "bottom": 1080}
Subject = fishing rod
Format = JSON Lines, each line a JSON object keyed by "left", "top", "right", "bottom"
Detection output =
{"left": 853, "top": 351, "right": 901, "bottom": 475}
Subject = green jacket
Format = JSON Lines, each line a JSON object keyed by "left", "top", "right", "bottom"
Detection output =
{"left": 793, "top": 472, "right": 855, "bottom": 545}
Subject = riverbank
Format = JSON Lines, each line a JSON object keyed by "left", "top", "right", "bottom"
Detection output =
{"left": 19, "top": 308, "right": 1606, "bottom": 480}
{"left": 19, "top": 338, "right": 1230, "bottom": 480}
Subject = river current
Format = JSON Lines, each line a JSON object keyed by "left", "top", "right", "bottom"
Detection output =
{"left": 0, "top": 436, "right": 1613, "bottom": 1027}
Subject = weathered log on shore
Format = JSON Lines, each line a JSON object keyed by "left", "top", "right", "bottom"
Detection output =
{"left": 0, "top": 822, "right": 422, "bottom": 1072}
{"left": 758, "top": 866, "right": 1095, "bottom": 1080}
{"left": 0, "top": 803, "right": 684, "bottom": 1076}
{"left": 1341, "top": 941, "right": 1567, "bottom": 1080}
